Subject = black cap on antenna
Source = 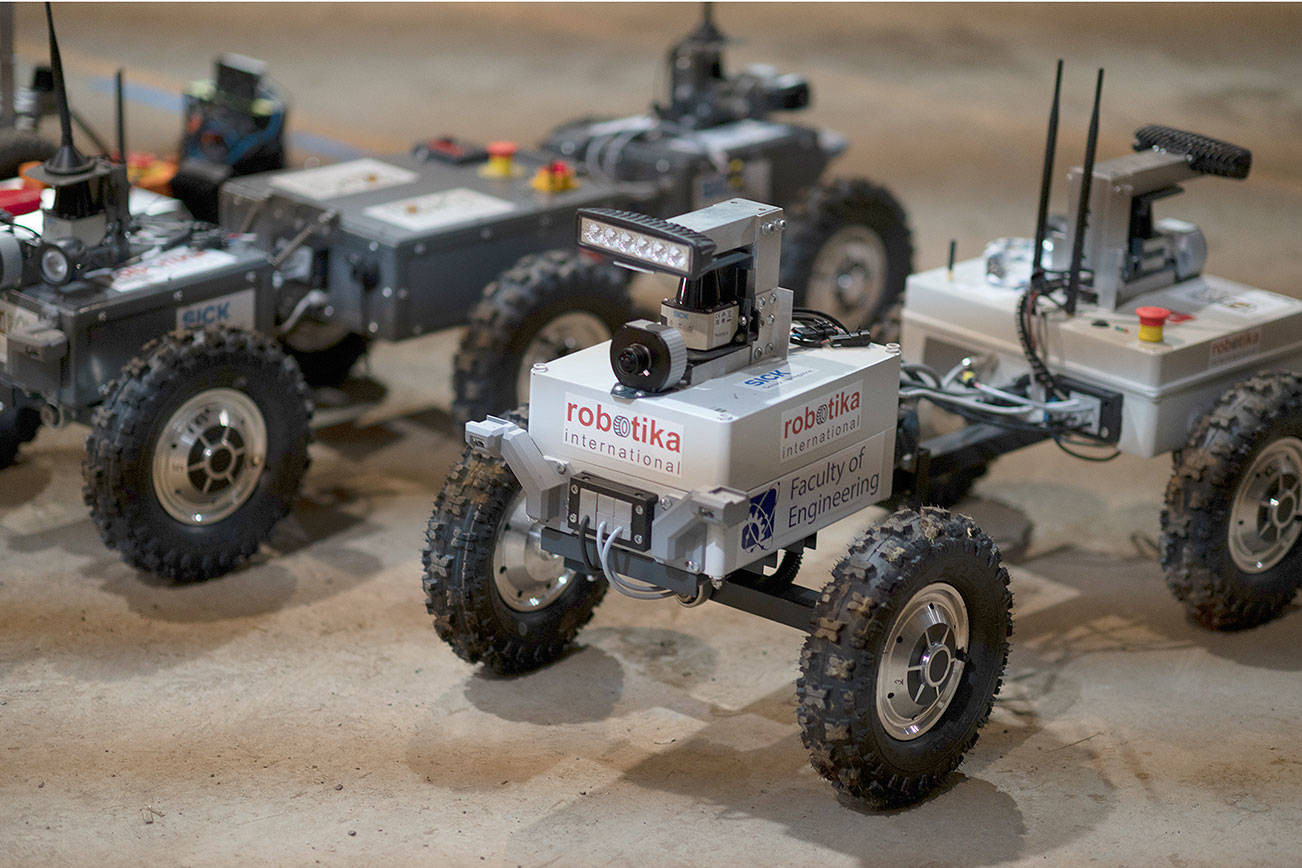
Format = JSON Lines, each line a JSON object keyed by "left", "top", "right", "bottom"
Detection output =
{"left": 691, "top": 2, "right": 725, "bottom": 43}
{"left": 39, "top": 1, "right": 94, "bottom": 177}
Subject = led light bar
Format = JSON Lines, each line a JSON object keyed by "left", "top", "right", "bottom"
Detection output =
{"left": 575, "top": 208, "right": 716, "bottom": 279}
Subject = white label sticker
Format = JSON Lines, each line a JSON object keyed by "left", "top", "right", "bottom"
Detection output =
{"left": 562, "top": 393, "right": 683, "bottom": 477}
{"left": 362, "top": 188, "right": 516, "bottom": 232}
{"left": 0, "top": 301, "right": 41, "bottom": 363}
{"left": 269, "top": 158, "right": 418, "bottom": 199}
{"left": 1209, "top": 328, "right": 1263, "bottom": 365}
{"left": 780, "top": 384, "right": 863, "bottom": 462}
{"left": 1174, "top": 283, "right": 1294, "bottom": 318}
{"left": 742, "top": 433, "right": 887, "bottom": 554}
{"left": 109, "top": 248, "right": 239, "bottom": 293}
{"left": 176, "top": 289, "right": 256, "bottom": 332}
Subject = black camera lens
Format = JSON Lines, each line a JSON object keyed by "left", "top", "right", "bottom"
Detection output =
{"left": 617, "top": 343, "right": 652, "bottom": 376}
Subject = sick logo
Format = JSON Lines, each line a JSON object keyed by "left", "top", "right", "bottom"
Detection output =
{"left": 742, "top": 487, "right": 778, "bottom": 552}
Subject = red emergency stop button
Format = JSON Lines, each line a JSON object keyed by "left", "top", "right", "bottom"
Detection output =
{"left": 1136, "top": 306, "right": 1172, "bottom": 343}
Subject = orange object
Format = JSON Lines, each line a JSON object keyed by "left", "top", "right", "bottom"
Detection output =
{"left": 1135, "top": 306, "right": 1172, "bottom": 343}
{"left": 18, "top": 161, "right": 46, "bottom": 189}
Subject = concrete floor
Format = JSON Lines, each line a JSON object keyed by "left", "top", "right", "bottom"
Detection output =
{"left": 3, "top": 4, "right": 1300, "bottom": 865}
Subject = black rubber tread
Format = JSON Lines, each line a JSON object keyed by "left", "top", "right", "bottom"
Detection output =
{"left": 1133, "top": 125, "right": 1252, "bottom": 180}
{"left": 779, "top": 177, "right": 914, "bottom": 335}
{"left": 0, "top": 406, "right": 42, "bottom": 469}
{"left": 82, "top": 327, "right": 313, "bottom": 581}
{"left": 422, "top": 408, "right": 607, "bottom": 674}
{"left": 452, "top": 249, "right": 633, "bottom": 425}
{"left": 1160, "top": 371, "right": 1302, "bottom": 630}
{"left": 797, "top": 507, "right": 1012, "bottom": 806}
{"left": 0, "top": 129, "right": 56, "bottom": 180}
{"left": 283, "top": 330, "right": 370, "bottom": 387}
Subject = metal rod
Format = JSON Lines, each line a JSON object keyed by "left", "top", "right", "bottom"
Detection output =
{"left": 114, "top": 68, "right": 124, "bottom": 162}
{"left": 1031, "top": 59, "right": 1063, "bottom": 290}
{"left": 1, "top": 2, "right": 16, "bottom": 129}
{"left": 1066, "top": 68, "right": 1104, "bottom": 315}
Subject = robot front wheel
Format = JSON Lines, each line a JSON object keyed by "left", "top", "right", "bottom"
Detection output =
{"left": 798, "top": 507, "right": 1012, "bottom": 806}
{"left": 1161, "top": 370, "right": 1302, "bottom": 630}
{"left": 82, "top": 326, "right": 313, "bottom": 581}
{"left": 422, "top": 408, "right": 608, "bottom": 675}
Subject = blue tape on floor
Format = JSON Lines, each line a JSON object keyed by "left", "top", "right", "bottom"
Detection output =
{"left": 91, "top": 76, "right": 365, "bottom": 160}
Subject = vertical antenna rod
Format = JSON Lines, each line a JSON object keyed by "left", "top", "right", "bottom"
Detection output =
{"left": 114, "top": 68, "right": 125, "bottom": 162}
{"left": 41, "top": 1, "right": 92, "bottom": 175}
{"left": 1031, "top": 60, "right": 1063, "bottom": 288}
{"left": 1065, "top": 68, "right": 1104, "bottom": 315}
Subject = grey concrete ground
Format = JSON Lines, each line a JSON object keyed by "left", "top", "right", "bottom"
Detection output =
{"left": 2, "top": 4, "right": 1300, "bottom": 866}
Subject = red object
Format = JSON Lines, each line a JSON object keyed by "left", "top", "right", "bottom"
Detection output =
{"left": 429, "top": 137, "right": 466, "bottom": 158}
{"left": 0, "top": 187, "right": 42, "bottom": 216}
{"left": 1167, "top": 311, "right": 1194, "bottom": 324}
{"left": 1135, "top": 306, "right": 1172, "bottom": 328}
{"left": 487, "top": 140, "right": 518, "bottom": 158}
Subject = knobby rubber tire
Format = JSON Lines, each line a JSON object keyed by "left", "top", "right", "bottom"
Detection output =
{"left": 779, "top": 177, "right": 914, "bottom": 336}
{"left": 0, "top": 405, "right": 41, "bottom": 470}
{"left": 452, "top": 250, "right": 633, "bottom": 425}
{"left": 422, "top": 408, "right": 607, "bottom": 674}
{"left": 1160, "top": 371, "right": 1302, "bottom": 630}
{"left": 798, "top": 507, "right": 1012, "bottom": 806}
{"left": 82, "top": 327, "right": 313, "bottom": 581}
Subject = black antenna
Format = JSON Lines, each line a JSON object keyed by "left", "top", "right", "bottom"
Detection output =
{"left": 41, "top": 1, "right": 93, "bottom": 176}
{"left": 1066, "top": 68, "right": 1104, "bottom": 315}
{"left": 114, "top": 68, "right": 126, "bottom": 163}
{"left": 696, "top": 2, "right": 723, "bottom": 42}
{"left": 1030, "top": 60, "right": 1063, "bottom": 289}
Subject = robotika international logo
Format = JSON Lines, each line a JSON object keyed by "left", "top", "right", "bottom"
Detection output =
{"left": 780, "top": 385, "right": 862, "bottom": 461}
{"left": 741, "top": 486, "right": 778, "bottom": 552}
{"left": 563, "top": 394, "right": 683, "bottom": 477}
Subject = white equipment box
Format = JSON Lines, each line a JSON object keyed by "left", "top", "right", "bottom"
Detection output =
{"left": 528, "top": 341, "right": 900, "bottom": 577}
{"left": 903, "top": 258, "right": 1302, "bottom": 457}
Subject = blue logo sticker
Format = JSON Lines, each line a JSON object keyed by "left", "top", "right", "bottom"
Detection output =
{"left": 741, "top": 487, "right": 778, "bottom": 552}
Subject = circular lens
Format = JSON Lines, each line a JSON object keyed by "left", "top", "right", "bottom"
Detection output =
{"left": 617, "top": 344, "right": 651, "bottom": 376}
{"left": 40, "top": 247, "right": 70, "bottom": 285}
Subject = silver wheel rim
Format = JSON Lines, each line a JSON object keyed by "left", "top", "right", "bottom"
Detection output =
{"left": 876, "top": 582, "right": 969, "bottom": 741}
{"left": 1228, "top": 436, "right": 1302, "bottom": 574}
{"left": 152, "top": 388, "right": 268, "bottom": 526}
{"left": 515, "top": 312, "right": 611, "bottom": 400}
{"left": 805, "top": 225, "right": 888, "bottom": 331}
{"left": 492, "top": 490, "right": 576, "bottom": 612}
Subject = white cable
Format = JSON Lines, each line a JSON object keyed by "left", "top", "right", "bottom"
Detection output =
{"left": 594, "top": 521, "right": 672, "bottom": 600}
